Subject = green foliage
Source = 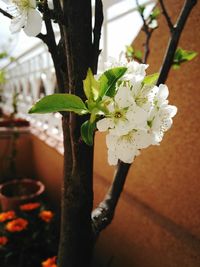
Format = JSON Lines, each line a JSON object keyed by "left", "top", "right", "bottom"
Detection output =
{"left": 137, "top": 4, "right": 145, "bottom": 15}
{"left": 29, "top": 94, "right": 88, "bottom": 115}
{"left": 81, "top": 120, "right": 96, "bottom": 146}
{"left": 83, "top": 68, "right": 100, "bottom": 101}
{"left": 9, "top": 57, "right": 16, "bottom": 62}
{"left": 126, "top": 45, "right": 143, "bottom": 62}
{"left": 150, "top": 7, "right": 160, "bottom": 20}
{"left": 142, "top": 73, "right": 159, "bottom": 85}
{"left": 0, "top": 52, "right": 8, "bottom": 60}
{"left": 0, "top": 70, "right": 6, "bottom": 85}
{"left": 98, "top": 67, "right": 127, "bottom": 98}
{"left": 173, "top": 47, "right": 198, "bottom": 69}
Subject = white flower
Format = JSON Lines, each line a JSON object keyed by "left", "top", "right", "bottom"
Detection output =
{"left": 97, "top": 85, "right": 148, "bottom": 136}
{"left": 149, "top": 104, "right": 177, "bottom": 144}
{"left": 148, "top": 19, "right": 158, "bottom": 29}
{"left": 5, "top": 0, "right": 42, "bottom": 36}
{"left": 106, "top": 130, "right": 152, "bottom": 165}
{"left": 153, "top": 84, "right": 169, "bottom": 107}
{"left": 105, "top": 55, "right": 148, "bottom": 82}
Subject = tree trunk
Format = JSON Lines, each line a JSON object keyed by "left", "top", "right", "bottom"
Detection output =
{"left": 58, "top": 1, "right": 95, "bottom": 266}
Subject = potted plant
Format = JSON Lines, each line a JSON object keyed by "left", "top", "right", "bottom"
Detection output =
{"left": 0, "top": 90, "right": 44, "bottom": 211}
{"left": 0, "top": 201, "right": 58, "bottom": 267}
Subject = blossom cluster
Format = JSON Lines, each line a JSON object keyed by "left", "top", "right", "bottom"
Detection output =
{"left": 96, "top": 57, "right": 177, "bottom": 165}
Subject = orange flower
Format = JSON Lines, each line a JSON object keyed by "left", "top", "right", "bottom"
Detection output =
{"left": 0, "top": 236, "right": 8, "bottom": 246}
{"left": 20, "top": 202, "right": 41, "bottom": 211}
{"left": 42, "top": 256, "right": 57, "bottom": 267}
{"left": 0, "top": 211, "right": 16, "bottom": 222}
{"left": 6, "top": 218, "right": 28, "bottom": 232}
{"left": 39, "top": 210, "right": 54, "bottom": 223}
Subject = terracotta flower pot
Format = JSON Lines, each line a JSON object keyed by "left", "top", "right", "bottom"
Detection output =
{"left": 0, "top": 118, "right": 30, "bottom": 127}
{"left": 0, "top": 178, "right": 45, "bottom": 211}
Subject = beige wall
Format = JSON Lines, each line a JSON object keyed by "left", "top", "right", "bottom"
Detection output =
{"left": 0, "top": 0, "right": 199, "bottom": 266}
{"left": 93, "top": 0, "right": 200, "bottom": 266}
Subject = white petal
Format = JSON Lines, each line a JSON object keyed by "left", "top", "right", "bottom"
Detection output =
{"left": 148, "top": 19, "right": 158, "bottom": 29}
{"left": 47, "top": 0, "right": 54, "bottom": 10}
{"left": 10, "top": 13, "right": 26, "bottom": 33}
{"left": 29, "top": 0, "right": 37, "bottom": 8}
{"left": 106, "top": 133, "right": 118, "bottom": 151}
{"left": 1, "top": 0, "right": 12, "bottom": 4}
{"left": 24, "top": 9, "right": 42, "bottom": 36}
{"left": 115, "top": 86, "right": 133, "bottom": 108}
{"left": 126, "top": 105, "right": 148, "bottom": 129}
{"left": 107, "top": 149, "right": 118, "bottom": 165}
{"left": 97, "top": 118, "right": 114, "bottom": 132}
{"left": 164, "top": 105, "right": 177, "bottom": 118}
{"left": 135, "top": 130, "right": 152, "bottom": 149}
{"left": 157, "top": 84, "right": 169, "bottom": 101}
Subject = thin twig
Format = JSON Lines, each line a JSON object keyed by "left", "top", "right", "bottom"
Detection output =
{"left": 159, "top": 0, "right": 174, "bottom": 33}
{"left": 43, "top": 4, "right": 65, "bottom": 92}
{"left": 0, "top": 7, "right": 13, "bottom": 19}
{"left": 92, "top": 0, "right": 104, "bottom": 74}
{"left": 157, "top": 0, "right": 197, "bottom": 85}
{"left": 136, "top": 0, "right": 153, "bottom": 63}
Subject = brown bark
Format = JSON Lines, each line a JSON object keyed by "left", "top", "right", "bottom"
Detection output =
{"left": 57, "top": 1, "right": 102, "bottom": 266}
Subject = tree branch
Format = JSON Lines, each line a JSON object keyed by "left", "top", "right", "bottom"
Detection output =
{"left": 0, "top": 8, "right": 13, "bottom": 19}
{"left": 43, "top": 5, "right": 66, "bottom": 93}
{"left": 136, "top": 0, "right": 153, "bottom": 63}
{"left": 157, "top": 0, "right": 197, "bottom": 85}
{"left": 92, "top": 162, "right": 131, "bottom": 236}
{"left": 159, "top": 0, "right": 174, "bottom": 33}
{"left": 91, "top": 0, "right": 104, "bottom": 74}
{"left": 92, "top": 0, "right": 197, "bottom": 237}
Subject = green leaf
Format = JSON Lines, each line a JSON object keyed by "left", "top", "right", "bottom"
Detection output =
{"left": 0, "top": 51, "right": 8, "bottom": 59}
{"left": 172, "top": 63, "right": 180, "bottom": 70}
{"left": 81, "top": 120, "right": 96, "bottom": 146}
{"left": 150, "top": 8, "right": 160, "bottom": 20}
{"left": 0, "top": 70, "right": 6, "bottom": 84}
{"left": 142, "top": 73, "right": 159, "bottom": 85}
{"left": 126, "top": 45, "right": 134, "bottom": 58}
{"left": 137, "top": 5, "right": 145, "bottom": 15}
{"left": 83, "top": 68, "right": 100, "bottom": 101}
{"left": 173, "top": 48, "right": 197, "bottom": 64}
{"left": 29, "top": 94, "right": 88, "bottom": 115}
{"left": 134, "top": 50, "right": 143, "bottom": 61}
{"left": 98, "top": 67, "right": 127, "bottom": 98}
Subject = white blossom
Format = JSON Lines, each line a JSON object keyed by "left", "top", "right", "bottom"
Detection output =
{"left": 105, "top": 55, "right": 148, "bottom": 82}
{"left": 4, "top": 0, "right": 42, "bottom": 36}
{"left": 148, "top": 104, "right": 177, "bottom": 144}
{"left": 106, "top": 130, "right": 152, "bottom": 165}
{"left": 97, "top": 85, "right": 148, "bottom": 136}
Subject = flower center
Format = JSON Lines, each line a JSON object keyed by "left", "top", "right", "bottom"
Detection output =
{"left": 13, "top": 0, "right": 30, "bottom": 9}
{"left": 114, "top": 111, "right": 122, "bottom": 118}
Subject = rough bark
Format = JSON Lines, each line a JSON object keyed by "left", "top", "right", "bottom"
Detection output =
{"left": 57, "top": 1, "right": 99, "bottom": 266}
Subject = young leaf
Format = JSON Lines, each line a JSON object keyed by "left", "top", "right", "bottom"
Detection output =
{"left": 98, "top": 67, "right": 127, "bottom": 98}
{"left": 0, "top": 51, "right": 8, "bottom": 59}
{"left": 150, "top": 8, "right": 160, "bottom": 20}
{"left": 173, "top": 48, "right": 197, "bottom": 64}
{"left": 83, "top": 68, "right": 100, "bottom": 101}
{"left": 0, "top": 70, "right": 6, "bottom": 84}
{"left": 126, "top": 45, "right": 134, "bottom": 59}
{"left": 137, "top": 5, "right": 145, "bottom": 15}
{"left": 142, "top": 73, "right": 159, "bottom": 85}
{"left": 134, "top": 50, "right": 143, "bottom": 61}
{"left": 81, "top": 120, "right": 96, "bottom": 146}
{"left": 29, "top": 94, "right": 88, "bottom": 115}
